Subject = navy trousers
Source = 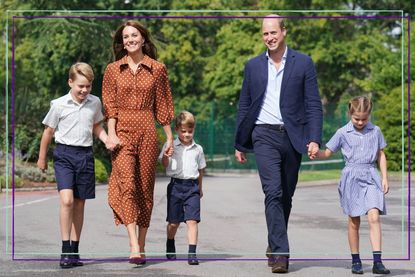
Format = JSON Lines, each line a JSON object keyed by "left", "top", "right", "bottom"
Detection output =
{"left": 252, "top": 125, "right": 302, "bottom": 256}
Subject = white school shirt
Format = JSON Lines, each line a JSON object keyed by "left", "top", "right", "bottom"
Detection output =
{"left": 255, "top": 46, "right": 287, "bottom": 125}
{"left": 42, "top": 91, "right": 104, "bottom": 147}
{"left": 158, "top": 138, "right": 206, "bottom": 179}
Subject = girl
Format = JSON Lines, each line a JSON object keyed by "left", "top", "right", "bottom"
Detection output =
{"left": 312, "top": 96, "right": 390, "bottom": 275}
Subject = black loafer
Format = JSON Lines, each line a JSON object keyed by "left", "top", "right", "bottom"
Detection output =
{"left": 60, "top": 254, "right": 73, "bottom": 268}
{"left": 351, "top": 262, "right": 363, "bottom": 274}
{"left": 166, "top": 253, "right": 177, "bottom": 260}
{"left": 188, "top": 253, "right": 199, "bottom": 265}
{"left": 372, "top": 262, "right": 390, "bottom": 274}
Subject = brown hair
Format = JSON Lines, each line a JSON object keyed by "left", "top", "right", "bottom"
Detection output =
{"left": 175, "top": 111, "right": 195, "bottom": 129}
{"left": 348, "top": 96, "right": 373, "bottom": 115}
{"left": 68, "top": 62, "right": 94, "bottom": 82}
{"left": 112, "top": 20, "right": 157, "bottom": 61}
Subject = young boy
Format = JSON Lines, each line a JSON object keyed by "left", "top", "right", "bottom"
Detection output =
{"left": 159, "top": 111, "right": 206, "bottom": 265}
{"left": 37, "top": 62, "right": 110, "bottom": 268}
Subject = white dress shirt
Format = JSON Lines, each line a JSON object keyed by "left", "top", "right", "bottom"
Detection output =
{"left": 255, "top": 46, "right": 287, "bottom": 125}
{"left": 159, "top": 138, "right": 206, "bottom": 179}
{"left": 42, "top": 91, "right": 104, "bottom": 146}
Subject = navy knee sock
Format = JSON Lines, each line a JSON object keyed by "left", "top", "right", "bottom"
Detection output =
{"left": 167, "top": 238, "right": 175, "bottom": 252}
{"left": 373, "top": 251, "right": 382, "bottom": 263}
{"left": 71, "top": 240, "right": 80, "bottom": 254}
{"left": 189, "top": 244, "right": 197, "bottom": 254}
{"left": 351, "top": 253, "right": 361, "bottom": 264}
{"left": 62, "top": 240, "right": 71, "bottom": 254}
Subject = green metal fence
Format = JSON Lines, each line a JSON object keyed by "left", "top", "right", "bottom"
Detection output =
{"left": 187, "top": 101, "right": 350, "bottom": 172}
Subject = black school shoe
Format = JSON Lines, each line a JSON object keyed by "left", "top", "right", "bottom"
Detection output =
{"left": 188, "top": 253, "right": 199, "bottom": 265}
{"left": 59, "top": 254, "right": 73, "bottom": 268}
{"left": 70, "top": 254, "right": 84, "bottom": 266}
{"left": 351, "top": 262, "right": 363, "bottom": 274}
{"left": 372, "top": 262, "right": 391, "bottom": 274}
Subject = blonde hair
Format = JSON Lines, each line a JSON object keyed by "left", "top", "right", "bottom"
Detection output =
{"left": 175, "top": 111, "right": 195, "bottom": 129}
{"left": 348, "top": 96, "right": 372, "bottom": 115}
{"left": 68, "top": 62, "right": 94, "bottom": 82}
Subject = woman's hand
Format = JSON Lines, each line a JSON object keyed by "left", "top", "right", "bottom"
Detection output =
{"left": 164, "top": 138, "right": 174, "bottom": 156}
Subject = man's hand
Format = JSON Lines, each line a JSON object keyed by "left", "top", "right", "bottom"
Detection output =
{"left": 235, "top": 150, "right": 247, "bottom": 164}
{"left": 307, "top": 142, "right": 319, "bottom": 160}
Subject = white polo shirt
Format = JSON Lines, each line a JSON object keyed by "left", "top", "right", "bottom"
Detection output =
{"left": 158, "top": 138, "right": 206, "bottom": 179}
{"left": 42, "top": 91, "right": 104, "bottom": 147}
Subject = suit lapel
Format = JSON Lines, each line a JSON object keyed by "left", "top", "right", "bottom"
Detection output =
{"left": 280, "top": 48, "right": 295, "bottom": 101}
{"left": 252, "top": 52, "right": 268, "bottom": 104}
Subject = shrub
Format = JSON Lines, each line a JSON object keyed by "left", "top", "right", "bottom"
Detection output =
{"left": 95, "top": 158, "right": 108, "bottom": 183}
{"left": 0, "top": 175, "right": 24, "bottom": 189}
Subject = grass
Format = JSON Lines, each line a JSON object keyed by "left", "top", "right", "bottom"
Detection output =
{"left": 298, "top": 169, "right": 404, "bottom": 182}
{"left": 298, "top": 169, "right": 340, "bottom": 182}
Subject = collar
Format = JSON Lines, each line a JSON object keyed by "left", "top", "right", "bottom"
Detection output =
{"left": 65, "top": 90, "right": 91, "bottom": 105}
{"left": 117, "top": 54, "right": 153, "bottom": 70}
{"left": 266, "top": 45, "right": 288, "bottom": 62}
{"left": 174, "top": 137, "right": 196, "bottom": 147}
{"left": 345, "top": 120, "right": 374, "bottom": 133}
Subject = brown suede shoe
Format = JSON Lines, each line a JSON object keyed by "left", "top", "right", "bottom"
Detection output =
{"left": 266, "top": 246, "right": 273, "bottom": 266}
{"left": 271, "top": 256, "right": 289, "bottom": 273}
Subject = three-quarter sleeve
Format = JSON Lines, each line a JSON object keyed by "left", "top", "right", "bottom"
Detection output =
{"left": 153, "top": 64, "right": 174, "bottom": 126}
{"left": 102, "top": 64, "right": 118, "bottom": 120}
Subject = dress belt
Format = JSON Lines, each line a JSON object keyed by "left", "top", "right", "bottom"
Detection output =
{"left": 256, "top": 124, "right": 285, "bottom": 131}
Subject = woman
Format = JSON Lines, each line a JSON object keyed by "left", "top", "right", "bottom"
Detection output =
{"left": 102, "top": 20, "right": 174, "bottom": 264}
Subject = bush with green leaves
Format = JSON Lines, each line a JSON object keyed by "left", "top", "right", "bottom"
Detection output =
{"left": 95, "top": 158, "right": 108, "bottom": 183}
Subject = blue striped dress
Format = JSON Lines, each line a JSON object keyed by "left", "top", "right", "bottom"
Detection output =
{"left": 326, "top": 121, "right": 387, "bottom": 217}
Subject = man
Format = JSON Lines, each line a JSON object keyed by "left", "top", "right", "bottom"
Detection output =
{"left": 234, "top": 15, "right": 323, "bottom": 273}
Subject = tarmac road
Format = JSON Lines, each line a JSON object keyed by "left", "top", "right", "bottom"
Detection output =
{"left": 1, "top": 175, "right": 414, "bottom": 276}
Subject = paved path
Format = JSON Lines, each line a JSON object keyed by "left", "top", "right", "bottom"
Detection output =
{"left": 0, "top": 175, "right": 413, "bottom": 276}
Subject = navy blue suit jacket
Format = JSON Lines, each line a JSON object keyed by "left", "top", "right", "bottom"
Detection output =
{"left": 235, "top": 48, "right": 323, "bottom": 154}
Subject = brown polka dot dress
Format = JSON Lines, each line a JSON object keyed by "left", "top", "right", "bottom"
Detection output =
{"left": 102, "top": 55, "right": 174, "bottom": 227}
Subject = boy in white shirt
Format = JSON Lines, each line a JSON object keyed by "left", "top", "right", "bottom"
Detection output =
{"left": 159, "top": 111, "right": 206, "bottom": 265}
{"left": 37, "top": 62, "right": 110, "bottom": 268}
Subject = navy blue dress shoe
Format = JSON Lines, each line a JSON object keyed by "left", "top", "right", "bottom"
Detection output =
{"left": 60, "top": 254, "right": 73, "bottom": 268}
{"left": 372, "top": 262, "right": 390, "bottom": 274}
{"left": 351, "top": 262, "right": 363, "bottom": 274}
{"left": 188, "top": 253, "right": 199, "bottom": 265}
{"left": 70, "top": 254, "right": 84, "bottom": 266}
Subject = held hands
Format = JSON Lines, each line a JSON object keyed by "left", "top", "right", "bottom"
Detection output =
{"left": 106, "top": 134, "right": 121, "bottom": 151}
{"left": 164, "top": 138, "right": 174, "bottom": 157}
{"left": 163, "top": 144, "right": 174, "bottom": 157}
{"left": 235, "top": 150, "right": 247, "bottom": 164}
{"left": 307, "top": 142, "right": 319, "bottom": 160}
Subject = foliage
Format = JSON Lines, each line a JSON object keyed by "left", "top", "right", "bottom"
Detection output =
{"left": 94, "top": 158, "right": 108, "bottom": 183}
{"left": 0, "top": 175, "right": 24, "bottom": 189}
{"left": 1, "top": 1, "right": 414, "bottom": 175}
{"left": 374, "top": 83, "right": 414, "bottom": 171}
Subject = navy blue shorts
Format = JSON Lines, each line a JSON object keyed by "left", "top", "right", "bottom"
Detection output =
{"left": 166, "top": 178, "right": 200, "bottom": 223}
{"left": 53, "top": 143, "right": 95, "bottom": 199}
